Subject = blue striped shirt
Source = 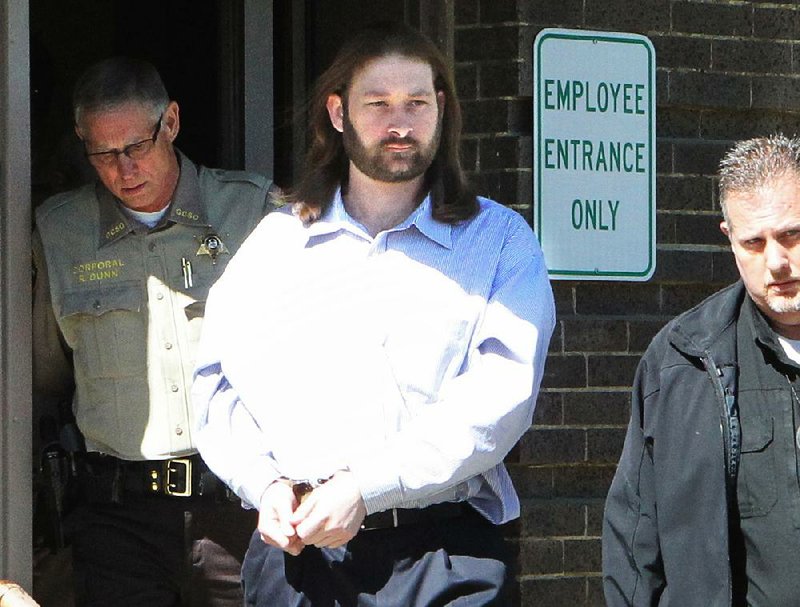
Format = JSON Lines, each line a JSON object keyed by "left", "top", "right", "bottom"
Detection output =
{"left": 192, "top": 190, "right": 555, "bottom": 523}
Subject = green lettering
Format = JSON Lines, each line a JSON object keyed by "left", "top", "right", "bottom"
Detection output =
{"left": 585, "top": 199, "right": 597, "bottom": 229}
{"left": 596, "top": 142, "right": 607, "bottom": 171}
{"left": 572, "top": 80, "right": 585, "bottom": 111}
{"left": 623, "top": 83, "right": 634, "bottom": 114}
{"left": 599, "top": 202, "right": 609, "bottom": 230}
{"left": 635, "top": 84, "right": 645, "bottom": 115}
{"left": 571, "top": 200, "right": 620, "bottom": 231}
{"left": 582, "top": 140, "right": 594, "bottom": 170}
{"left": 608, "top": 200, "right": 620, "bottom": 230}
{"left": 597, "top": 82, "right": 609, "bottom": 112}
{"left": 609, "top": 141, "right": 621, "bottom": 172}
{"left": 544, "top": 79, "right": 556, "bottom": 110}
{"left": 636, "top": 143, "right": 646, "bottom": 173}
{"left": 570, "top": 139, "right": 581, "bottom": 167}
{"left": 609, "top": 82, "right": 622, "bottom": 112}
{"left": 541, "top": 138, "right": 647, "bottom": 172}
{"left": 585, "top": 81, "right": 597, "bottom": 113}
{"left": 571, "top": 199, "right": 583, "bottom": 229}
{"left": 544, "top": 138, "right": 555, "bottom": 169}
{"left": 557, "top": 80, "right": 571, "bottom": 110}
{"left": 558, "top": 139, "right": 569, "bottom": 169}
{"left": 623, "top": 142, "right": 634, "bottom": 172}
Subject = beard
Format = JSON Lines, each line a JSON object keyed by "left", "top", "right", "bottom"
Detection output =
{"left": 341, "top": 108, "right": 441, "bottom": 183}
{"left": 766, "top": 291, "right": 800, "bottom": 314}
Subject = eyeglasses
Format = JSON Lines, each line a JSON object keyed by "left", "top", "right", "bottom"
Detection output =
{"left": 84, "top": 116, "right": 163, "bottom": 168}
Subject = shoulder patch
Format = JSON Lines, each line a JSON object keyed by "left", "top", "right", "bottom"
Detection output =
{"left": 205, "top": 167, "right": 269, "bottom": 189}
{"left": 35, "top": 184, "right": 96, "bottom": 228}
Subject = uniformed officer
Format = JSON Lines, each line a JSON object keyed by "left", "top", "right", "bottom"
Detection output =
{"left": 32, "top": 57, "right": 274, "bottom": 606}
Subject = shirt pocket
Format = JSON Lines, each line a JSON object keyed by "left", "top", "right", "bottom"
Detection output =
{"left": 167, "top": 257, "right": 221, "bottom": 350}
{"left": 166, "top": 253, "right": 229, "bottom": 296}
{"left": 59, "top": 280, "right": 146, "bottom": 378}
{"left": 737, "top": 415, "right": 778, "bottom": 518}
{"left": 183, "top": 300, "right": 206, "bottom": 356}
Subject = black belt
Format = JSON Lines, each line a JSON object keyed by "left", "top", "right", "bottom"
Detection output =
{"left": 360, "top": 502, "right": 468, "bottom": 531}
{"left": 78, "top": 452, "right": 232, "bottom": 501}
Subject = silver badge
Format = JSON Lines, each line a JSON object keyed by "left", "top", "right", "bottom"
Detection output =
{"left": 196, "top": 233, "right": 228, "bottom": 264}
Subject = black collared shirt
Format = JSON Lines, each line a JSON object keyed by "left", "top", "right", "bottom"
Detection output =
{"left": 735, "top": 296, "right": 800, "bottom": 605}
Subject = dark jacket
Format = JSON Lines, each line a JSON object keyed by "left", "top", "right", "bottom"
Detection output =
{"left": 603, "top": 282, "right": 745, "bottom": 606}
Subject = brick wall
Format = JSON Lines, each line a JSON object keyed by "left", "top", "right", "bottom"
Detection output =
{"left": 454, "top": 1, "right": 800, "bottom": 604}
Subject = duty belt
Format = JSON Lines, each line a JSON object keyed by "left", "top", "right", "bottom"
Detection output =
{"left": 144, "top": 457, "right": 193, "bottom": 497}
{"left": 78, "top": 452, "right": 234, "bottom": 501}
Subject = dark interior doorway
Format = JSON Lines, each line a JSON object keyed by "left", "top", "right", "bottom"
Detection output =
{"left": 271, "top": 0, "right": 417, "bottom": 189}
{"left": 30, "top": 0, "right": 222, "bottom": 207}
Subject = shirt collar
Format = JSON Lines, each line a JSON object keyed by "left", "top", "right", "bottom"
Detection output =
{"left": 97, "top": 149, "right": 209, "bottom": 248}
{"left": 164, "top": 151, "right": 210, "bottom": 228}
{"left": 746, "top": 296, "right": 800, "bottom": 370}
{"left": 404, "top": 195, "right": 452, "bottom": 250}
{"left": 97, "top": 184, "right": 136, "bottom": 248}
{"left": 302, "top": 188, "right": 358, "bottom": 240}
{"left": 304, "top": 187, "right": 452, "bottom": 249}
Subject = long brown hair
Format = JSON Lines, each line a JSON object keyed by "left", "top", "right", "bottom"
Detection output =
{"left": 290, "top": 22, "right": 477, "bottom": 225}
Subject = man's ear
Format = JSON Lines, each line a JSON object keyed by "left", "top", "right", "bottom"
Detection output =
{"left": 162, "top": 100, "right": 180, "bottom": 142}
{"left": 326, "top": 94, "right": 344, "bottom": 133}
{"left": 720, "top": 220, "right": 731, "bottom": 239}
{"left": 436, "top": 90, "right": 445, "bottom": 113}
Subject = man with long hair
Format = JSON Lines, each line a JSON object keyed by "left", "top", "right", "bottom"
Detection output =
{"left": 193, "top": 23, "right": 555, "bottom": 606}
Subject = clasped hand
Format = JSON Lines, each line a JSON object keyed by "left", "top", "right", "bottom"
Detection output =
{"left": 257, "top": 470, "right": 367, "bottom": 555}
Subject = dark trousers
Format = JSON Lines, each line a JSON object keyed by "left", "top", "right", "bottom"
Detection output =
{"left": 242, "top": 506, "right": 513, "bottom": 607}
{"left": 69, "top": 494, "right": 256, "bottom": 607}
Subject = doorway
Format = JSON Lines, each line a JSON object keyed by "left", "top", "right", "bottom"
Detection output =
{"left": 30, "top": 0, "right": 227, "bottom": 208}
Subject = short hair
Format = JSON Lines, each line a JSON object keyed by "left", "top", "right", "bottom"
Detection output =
{"left": 72, "top": 57, "right": 169, "bottom": 128}
{"left": 719, "top": 134, "right": 800, "bottom": 225}
{"left": 290, "top": 22, "right": 477, "bottom": 225}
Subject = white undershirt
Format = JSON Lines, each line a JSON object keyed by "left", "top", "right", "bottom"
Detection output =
{"left": 778, "top": 336, "right": 800, "bottom": 366}
{"left": 125, "top": 206, "right": 169, "bottom": 228}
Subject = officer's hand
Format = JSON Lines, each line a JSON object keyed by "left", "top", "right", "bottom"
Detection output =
{"left": 257, "top": 480, "right": 305, "bottom": 556}
{"left": 290, "top": 470, "right": 367, "bottom": 549}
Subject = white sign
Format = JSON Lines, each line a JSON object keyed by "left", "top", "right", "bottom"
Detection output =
{"left": 533, "top": 29, "right": 656, "bottom": 281}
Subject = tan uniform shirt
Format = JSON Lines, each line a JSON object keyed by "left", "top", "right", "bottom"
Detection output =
{"left": 33, "top": 152, "right": 273, "bottom": 460}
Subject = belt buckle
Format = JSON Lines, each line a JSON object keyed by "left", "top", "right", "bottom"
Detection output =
{"left": 361, "top": 508, "right": 400, "bottom": 531}
{"left": 164, "top": 458, "right": 192, "bottom": 497}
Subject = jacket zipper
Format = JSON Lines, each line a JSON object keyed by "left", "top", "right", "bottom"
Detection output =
{"left": 702, "top": 351, "right": 737, "bottom": 606}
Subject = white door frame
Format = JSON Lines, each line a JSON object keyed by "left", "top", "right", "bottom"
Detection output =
{"left": 0, "top": 0, "right": 33, "bottom": 590}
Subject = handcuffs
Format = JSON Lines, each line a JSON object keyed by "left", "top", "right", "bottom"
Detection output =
{"left": 277, "top": 476, "right": 331, "bottom": 504}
